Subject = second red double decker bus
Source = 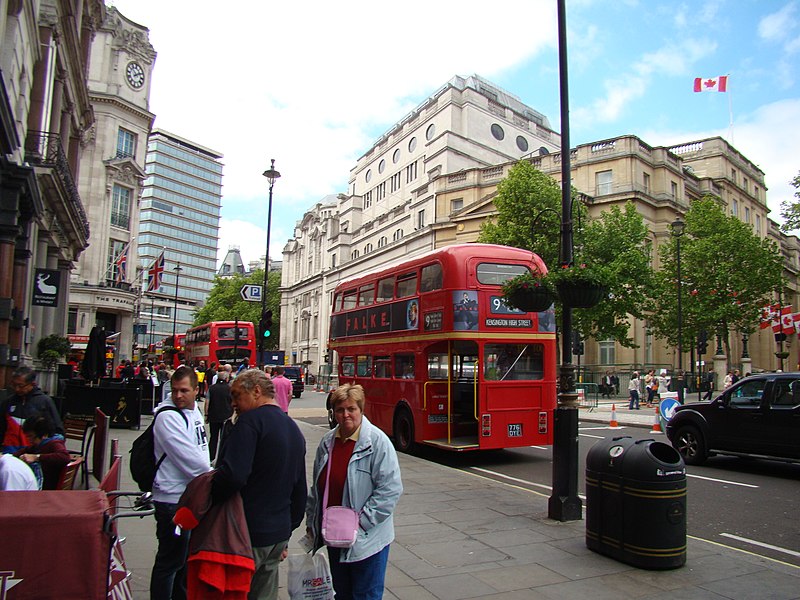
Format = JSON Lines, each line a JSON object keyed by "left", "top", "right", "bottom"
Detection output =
{"left": 185, "top": 321, "right": 256, "bottom": 368}
{"left": 328, "top": 243, "right": 557, "bottom": 452}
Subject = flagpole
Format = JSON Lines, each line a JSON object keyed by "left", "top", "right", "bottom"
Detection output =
{"left": 727, "top": 72, "right": 734, "bottom": 145}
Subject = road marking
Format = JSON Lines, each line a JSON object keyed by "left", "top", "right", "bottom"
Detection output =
{"left": 689, "top": 535, "right": 800, "bottom": 570}
{"left": 579, "top": 426, "right": 627, "bottom": 431}
{"left": 472, "top": 467, "right": 553, "bottom": 491}
{"left": 720, "top": 533, "right": 800, "bottom": 558}
{"left": 579, "top": 433, "right": 605, "bottom": 439}
{"left": 686, "top": 473, "right": 759, "bottom": 488}
{"left": 528, "top": 445, "right": 549, "bottom": 450}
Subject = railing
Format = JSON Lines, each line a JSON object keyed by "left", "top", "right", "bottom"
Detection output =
{"left": 25, "top": 131, "right": 90, "bottom": 238}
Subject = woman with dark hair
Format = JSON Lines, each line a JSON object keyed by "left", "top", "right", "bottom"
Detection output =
{"left": 14, "top": 416, "right": 70, "bottom": 489}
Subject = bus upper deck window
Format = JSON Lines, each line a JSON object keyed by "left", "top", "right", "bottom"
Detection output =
{"left": 376, "top": 277, "right": 395, "bottom": 302}
{"left": 358, "top": 284, "right": 375, "bottom": 306}
{"left": 396, "top": 273, "right": 417, "bottom": 298}
{"left": 476, "top": 263, "right": 529, "bottom": 286}
{"left": 420, "top": 263, "right": 443, "bottom": 292}
{"left": 343, "top": 290, "right": 357, "bottom": 310}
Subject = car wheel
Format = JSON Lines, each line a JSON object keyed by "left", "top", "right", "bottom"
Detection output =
{"left": 393, "top": 407, "right": 415, "bottom": 453}
{"left": 673, "top": 425, "right": 707, "bottom": 465}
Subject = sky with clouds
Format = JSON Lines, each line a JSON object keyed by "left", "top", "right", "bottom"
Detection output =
{"left": 109, "top": 0, "right": 800, "bottom": 268}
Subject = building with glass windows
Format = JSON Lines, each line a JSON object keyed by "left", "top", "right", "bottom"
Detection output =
{"left": 69, "top": 6, "right": 156, "bottom": 364}
{"left": 136, "top": 129, "right": 223, "bottom": 355}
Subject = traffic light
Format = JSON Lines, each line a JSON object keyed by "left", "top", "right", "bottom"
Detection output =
{"left": 571, "top": 331, "right": 584, "bottom": 356}
{"left": 260, "top": 310, "right": 274, "bottom": 338}
{"left": 697, "top": 330, "right": 708, "bottom": 355}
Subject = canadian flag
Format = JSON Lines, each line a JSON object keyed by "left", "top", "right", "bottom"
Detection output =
{"left": 760, "top": 303, "right": 780, "bottom": 329}
{"left": 694, "top": 76, "right": 728, "bottom": 92}
{"left": 781, "top": 305, "right": 795, "bottom": 335}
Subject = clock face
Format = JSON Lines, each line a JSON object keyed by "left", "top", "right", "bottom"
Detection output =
{"left": 126, "top": 61, "right": 145, "bottom": 89}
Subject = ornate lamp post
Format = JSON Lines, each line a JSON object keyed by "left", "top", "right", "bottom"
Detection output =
{"left": 671, "top": 217, "right": 686, "bottom": 372}
{"left": 548, "top": 0, "right": 582, "bottom": 522}
{"left": 259, "top": 159, "right": 281, "bottom": 365}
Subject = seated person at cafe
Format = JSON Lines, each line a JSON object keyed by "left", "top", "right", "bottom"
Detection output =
{"left": 1, "top": 366, "right": 64, "bottom": 453}
{"left": 14, "top": 416, "right": 70, "bottom": 490}
{"left": 0, "top": 453, "right": 38, "bottom": 490}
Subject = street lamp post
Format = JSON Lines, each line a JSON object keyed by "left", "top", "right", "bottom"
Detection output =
{"left": 172, "top": 262, "right": 183, "bottom": 345}
{"left": 548, "top": 0, "right": 582, "bottom": 522}
{"left": 259, "top": 159, "right": 281, "bottom": 366}
{"left": 671, "top": 218, "right": 686, "bottom": 373}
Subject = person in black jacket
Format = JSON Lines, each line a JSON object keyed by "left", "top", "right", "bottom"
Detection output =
{"left": 205, "top": 371, "right": 233, "bottom": 462}
{"left": 1, "top": 367, "right": 63, "bottom": 452}
{"left": 212, "top": 369, "right": 307, "bottom": 600}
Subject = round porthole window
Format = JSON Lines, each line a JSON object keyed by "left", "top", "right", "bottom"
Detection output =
{"left": 516, "top": 135, "right": 529, "bottom": 152}
{"left": 426, "top": 124, "right": 436, "bottom": 141}
{"left": 365, "top": 169, "right": 372, "bottom": 183}
{"left": 378, "top": 159, "right": 385, "bottom": 174}
{"left": 491, "top": 123, "right": 505, "bottom": 141}
{"left": 393, "top": 148, "right": 401, "bottom": 164}
{"left": 408, "top": 137, "right": 417, "bottom": 152}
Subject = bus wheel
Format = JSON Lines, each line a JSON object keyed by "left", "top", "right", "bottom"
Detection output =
{"left": 393, "top": 408, "right": 415, "bottom": 453}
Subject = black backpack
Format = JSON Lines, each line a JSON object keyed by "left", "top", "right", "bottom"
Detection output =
{"left": 129, "top": 406, "right": 189, "bottom": 492}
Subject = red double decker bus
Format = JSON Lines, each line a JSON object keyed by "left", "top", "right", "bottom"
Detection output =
{"left": 185, "top": 321, "right": 256, "bottom": 368}
{"left": 328, "top": 243, "right": 557, "bottom": 452}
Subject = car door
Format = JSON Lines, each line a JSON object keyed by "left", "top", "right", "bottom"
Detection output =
{"left": 714, "top": 377, "right": 768, "bottom": 453}
{"left": 762, "top": 377, "right": 800, "bottom": 459}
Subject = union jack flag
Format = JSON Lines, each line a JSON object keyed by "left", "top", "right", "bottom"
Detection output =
{"left": 114, "top": 245, "right": 128, "bottom": 284}
{"left": 147, "top": 250, "right": 165, "bottom": 292}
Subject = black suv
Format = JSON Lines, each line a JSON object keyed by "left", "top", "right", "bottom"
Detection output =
{"left": 283, "top": 366, "right": 304, "bottom": 398}
{"left": 666, "top": 372, "right": 800, "bottom": 465}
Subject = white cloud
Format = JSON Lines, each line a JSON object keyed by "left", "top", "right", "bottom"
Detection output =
{"left": 758, "top": 2, "right": 797, "bottom": 42}
{"left": 572, "top": 38, "right": 716, "bottom": 126}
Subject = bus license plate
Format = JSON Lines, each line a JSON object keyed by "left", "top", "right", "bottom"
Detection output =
{"left": 508, "top": 424, "right": 522, "bottom": 437}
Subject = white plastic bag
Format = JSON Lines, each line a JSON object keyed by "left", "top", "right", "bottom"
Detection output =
{"left": 287, "top": 552, "right": 335, "bottom": 600}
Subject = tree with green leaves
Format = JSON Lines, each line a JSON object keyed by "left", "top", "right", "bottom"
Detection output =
{"left": 779, "top": 171, "right": 800, "bottom": 232}
{"left": 649, "top": 197, "right": 783, "bottom": 358}
{"left": 194, "top": 270, "right": 282, "bottom": 349}
{"left": 479, "top": 161, "right": 654, "bottom": 347}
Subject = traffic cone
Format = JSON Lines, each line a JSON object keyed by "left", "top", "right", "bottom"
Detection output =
{"left": 609, "top": 404, "right": 620, "bottom": 428}
{"left": 650, "top": 405, "right": 663, "bottom": 434}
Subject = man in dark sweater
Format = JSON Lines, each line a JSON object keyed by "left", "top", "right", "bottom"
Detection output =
{"left": 212, "top": 369, "right": 306, "bottom": 600}
{"left": 205, "top": 370, "right": 233, "bottom": 462}
{"left": 1, "top": 366, "right": 63, "bottom": 452}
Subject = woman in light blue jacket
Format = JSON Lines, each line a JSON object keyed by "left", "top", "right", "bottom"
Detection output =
{"left": 306, "top": 384, "right": 402, "bottom": 600}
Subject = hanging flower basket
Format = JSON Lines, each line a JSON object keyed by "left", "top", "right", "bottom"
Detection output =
{"left": 507, "top": 287, "right": 555, "bottom": 312}
{"left": 501, "top": 272, "right": 554, "bottom": 313}
{"left": 775, "top": 351, "right": 790, "bottom": 360}
{"left": 556, "top": 280, "right": 608, "bottom": 309}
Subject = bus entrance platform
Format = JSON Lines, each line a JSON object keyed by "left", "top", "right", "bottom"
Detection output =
{"left": 110, "top": 408, "right": 798, "bottom": 599}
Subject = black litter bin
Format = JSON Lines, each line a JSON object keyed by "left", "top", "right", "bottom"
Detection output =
{"left": 586, "top": 436, "right": 686, "bottom": 569}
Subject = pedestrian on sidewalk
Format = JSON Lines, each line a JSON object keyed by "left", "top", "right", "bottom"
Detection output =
{"left": 271, "top": 366, "right": 293, "bottom": 413}
{"left": 306, "top": 384, "right": 403, "bottom": 600}
{"left": 212, "top": 369, "right": 307, "bottom": 600}
{"left": 205, "top": 370, "right": 232, "bottom": 462}
{"left": 628, "top": 371, "right": 641, "bottom": 410}
{"left": 150, "top": 366, "right": 211, "bottom": 600}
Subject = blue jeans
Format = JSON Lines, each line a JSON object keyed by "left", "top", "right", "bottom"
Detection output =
{"left": 628, "top": 390, "right": 640, "bottom": 409}
{"left": 151, "top": 501, "right": 190, "bottom": 600}
{"left": 327, "top": 545, "right": 390, "bottom": 600}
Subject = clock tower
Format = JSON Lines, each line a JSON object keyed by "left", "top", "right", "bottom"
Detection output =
{"left": 69, "top": 7, "right": 157, "bottom": 366}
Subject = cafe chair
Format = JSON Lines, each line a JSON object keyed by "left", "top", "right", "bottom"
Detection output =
{"left": 56, "top": 457, "right": 84, "bottom": 490}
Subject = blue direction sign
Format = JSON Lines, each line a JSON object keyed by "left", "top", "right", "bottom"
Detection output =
{"left": 240, "top": 284, "right": 263, "bottom": 302}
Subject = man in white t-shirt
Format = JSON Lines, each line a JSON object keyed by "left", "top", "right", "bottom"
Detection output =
{"left": 0, "top": 453, "right": 38, "bottom": 490}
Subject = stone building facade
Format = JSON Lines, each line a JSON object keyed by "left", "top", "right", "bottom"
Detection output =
{"left": 0, "top": 0, "right": 105, "bottom": 390}
{"left": 68, "top": 6, "right": 155, "bottom": 363}
{"left": 279, "top": 75, "right": 799, "bottom": 380}
{"left": 280, "top": 75, "right": 560, "bottom": 377}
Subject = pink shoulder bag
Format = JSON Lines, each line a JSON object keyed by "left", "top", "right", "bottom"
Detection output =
{"left": 320, "top": 442, "right": 360, "bottom": 548}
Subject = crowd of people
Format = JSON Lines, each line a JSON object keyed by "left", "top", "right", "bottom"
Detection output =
{"left": 2, "top": 358, "right": 403, "bottom": 600}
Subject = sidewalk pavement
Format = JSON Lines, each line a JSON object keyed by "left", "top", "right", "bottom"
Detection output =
{"left": 109, "top": 403, "right": 800, "bottom": 600}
